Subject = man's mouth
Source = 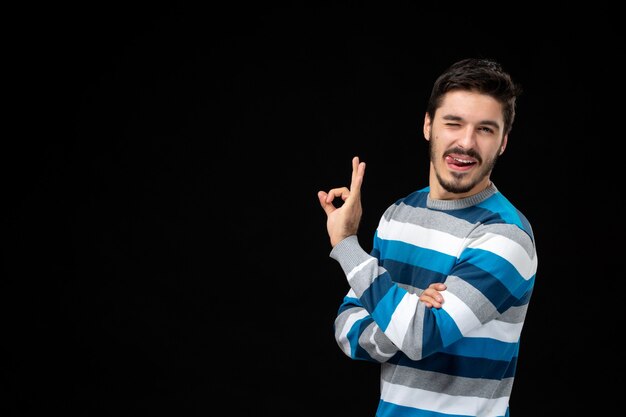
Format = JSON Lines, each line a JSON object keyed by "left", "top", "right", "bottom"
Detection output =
{"left": 445, "top": 155, "right": 477, "bottom": 170}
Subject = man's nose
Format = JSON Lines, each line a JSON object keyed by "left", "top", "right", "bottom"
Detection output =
{"left": 456, "top": 126, "right": 477, "bottom": 149}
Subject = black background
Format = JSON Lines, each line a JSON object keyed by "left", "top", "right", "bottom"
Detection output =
{"left": 6, "top": 4, "right": 622, "bottom": 416}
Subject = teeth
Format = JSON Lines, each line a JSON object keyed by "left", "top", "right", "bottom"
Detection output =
{"left": 453, "top": 157, "right": 473, "bottom": 163}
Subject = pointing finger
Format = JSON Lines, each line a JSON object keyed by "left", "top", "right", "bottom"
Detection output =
{"left": 317, "top": 191, "right": 335, "bottom": 216}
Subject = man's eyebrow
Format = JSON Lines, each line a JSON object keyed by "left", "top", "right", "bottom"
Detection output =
{"left": 442, "top": 114, "right": 463, "bottom": 122}
{"left": 441, "top": 114, "right": 500, "bottom": 129}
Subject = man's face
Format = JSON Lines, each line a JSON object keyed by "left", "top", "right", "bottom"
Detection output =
{"left": 423, "top": 90, "right": 507, "bottom": 199}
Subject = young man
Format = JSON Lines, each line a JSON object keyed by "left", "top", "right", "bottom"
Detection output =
{"left": 317, "top": 58, "right": 538, "bottom": 417}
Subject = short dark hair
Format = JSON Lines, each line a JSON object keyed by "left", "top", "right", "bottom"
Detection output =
{"left": 426, "top": 58, "right": 522, "bottom": 136}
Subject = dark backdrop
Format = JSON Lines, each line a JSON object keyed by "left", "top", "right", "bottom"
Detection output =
{"left": 6, "top": 4, "right": 621, "bottom": 416}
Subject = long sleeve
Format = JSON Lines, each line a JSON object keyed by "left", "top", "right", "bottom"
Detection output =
{"left": 334, "top": 287, "right": 400, "bottom": 363}
{"left": 331, "top": 235, "right": 441, "bottom": 362}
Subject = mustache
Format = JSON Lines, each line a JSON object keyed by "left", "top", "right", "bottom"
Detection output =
{"left": 443, "top": 147, "right": 482, "bottom": 164}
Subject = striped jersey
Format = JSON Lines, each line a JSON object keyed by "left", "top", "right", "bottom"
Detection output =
{"left": 330, "top": 183, "right": 537, "bottom": 417}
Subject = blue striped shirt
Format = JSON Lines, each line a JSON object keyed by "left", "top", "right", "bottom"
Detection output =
{"left": 331, "top": 183, "right": 537, "bottom": 417}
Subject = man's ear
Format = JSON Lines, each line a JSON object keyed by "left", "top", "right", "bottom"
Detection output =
{"left": 499, "top": 134, "right": 508, "bottom": 155}
{"left": 423, "top": 113, "right": 431, "bottom": 141}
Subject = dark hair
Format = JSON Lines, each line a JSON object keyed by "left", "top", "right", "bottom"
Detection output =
{"left": 426, "top": 58, "right": 522, "bottom": 136}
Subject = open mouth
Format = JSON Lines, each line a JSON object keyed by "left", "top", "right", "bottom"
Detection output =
{"left": 445, "top": 155, "right": 477, "bottom": 171}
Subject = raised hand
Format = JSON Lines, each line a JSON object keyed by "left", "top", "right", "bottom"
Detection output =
{"left": 317, "top": 156, "right": 366, "bottom": 247}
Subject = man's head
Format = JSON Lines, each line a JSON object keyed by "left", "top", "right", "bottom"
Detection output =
{"left": 426, "top": 58, "right": 521, "bottom": 137}
{"left": 423, "top": 58, "right": 522, "bottom": 199}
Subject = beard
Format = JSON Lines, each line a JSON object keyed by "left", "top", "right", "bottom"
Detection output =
{"left": 428, "top": 136, "right": 499, "bottom": 194}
